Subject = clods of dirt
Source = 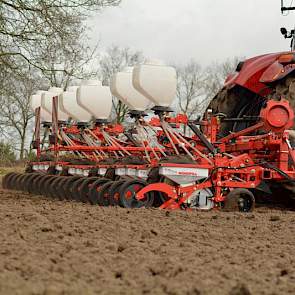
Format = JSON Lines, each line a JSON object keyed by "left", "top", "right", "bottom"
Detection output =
{"left": 0, "top": 188, "right": 295, "bottom": 294}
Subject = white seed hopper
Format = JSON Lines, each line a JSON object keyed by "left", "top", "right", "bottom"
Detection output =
{"left": 110, "top": 67, "right": 153, "bottom": 111}
{"left": 30, "top": 92, "right": 52, "bottom": 122}
{"left": 59, "top": 86, "right": 92, "bottom": 122}
{"left": 41, "top": 87, "right": 69, "bottom": 121}
{"left": 77, "top": 80, "right": 112, "bottom": 120}
{"left": 133, "top": 59, "right": 177, "bottom": 108}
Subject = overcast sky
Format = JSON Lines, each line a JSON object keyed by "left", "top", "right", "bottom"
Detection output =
{"left": 89, "top": 0, "right": 295, "bottom": 66}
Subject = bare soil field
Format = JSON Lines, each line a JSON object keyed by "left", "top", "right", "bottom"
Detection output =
{"left": 0, "top": 187, "right": 295, "bottom": 295}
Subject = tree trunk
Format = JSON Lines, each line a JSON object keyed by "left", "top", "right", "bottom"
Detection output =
{"left": 19, "top": 130, "right": 26, "bottom": 160}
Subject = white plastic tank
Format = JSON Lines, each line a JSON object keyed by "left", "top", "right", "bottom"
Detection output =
{"left": 30, "top": 92, "right": 52, "bottom": 122}
{"left": 59, "top": 86, "right": 92, "bottom": 122}
{"left": 77, "top": 80, "right": 112, "bottom": 120}
{"left": 110, "top": 67, "right": 153, "bottom": 111}
{"left": 133, "top": 59, "right": 177, "bottom": 107}
{"left": 41, "top": 88, "right": 69, "bottom": 121}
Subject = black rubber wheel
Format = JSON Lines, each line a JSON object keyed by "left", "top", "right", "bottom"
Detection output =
{"left": 2, "top": 172, "right": 16, "bottom": 189}
{"left": 41, "top": 176, "right": 57, "bottom": 197}
{"left": 78, "top": 177, "right": 99, "bottom": 203}
{"left": 71, "top": 177, "right": 87, "bottom": 201}
{"left": 55, "top": 176, "right": 71, "bottom": 200}
{"left": 45, "top": 176, "right": 61, "bottom": 198}
{"left": 5, "top": 172, "right": 19, "bottom": 189}
{"left": 223, "top": 188, "right": 255, "bottom": 212}
{"left": 97, "top": 181, "right": 113, "bottom": 206}
{"left": 119, "top": 179, "right": 154, "bottom": 208}
{"left": 30, "top": 174, "right": 46, "bottom": 195}
{"left": 23, "top": 173, "right": 40, "bottom": 192}
{"left": 18, "top": 173, "right": 32, "bottom": 191}
{"left": 63, "top": 176, "right": 82, "bottom": 200}
{"left": 49, "top": 176, "right": 68, "bottom": 200}
{"left": 17, "top": 174, "right": 29, "bottom": 191}
{"left": 8, "top": 173, "right": 21, "bottom": 190}
{"left": 108, "top": 179, "right": 126, "bottom": 206}
{"left": 47, "top": 176, "right": 62, "bottom": 199}
{"left": 88, "top": 178, "right": 109, "bottom": 205}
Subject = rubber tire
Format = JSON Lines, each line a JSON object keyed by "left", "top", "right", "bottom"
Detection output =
{"left": 223, "top": 188, "right": 255, "bottom": 212}
{"left": 97, "top": 181, "right": 113, "bottom": 206}
{"left": 9, "top": 173, "right": 22, "bottom": 190}
{"left": 63, "top": 176, "right": 82, "bottom": 200}
{"left": 108, "top": 179, "right": 126, "bottom": 206}
{"left": 30, "top": 174, "right": 46, "bottom": 195}
{"left": 45, "top": 176, "right": 61, "bottom": 198}
{"left": 18, "top": 173, "right": 32, "bottom": 191}
{"left": 41, "top": 176, "right": 57, "bottom": 197}
{"left": 48, "top": 176, "right": 63, "bottom": 199}
{"left": 71, "top": 178, "right": 87, "bottom": 202}
{"left": 119, "top": 179, "right": 154, "bottom": 209}
{"left": 55, "top": 176, "right": 71, "bottom": 200}
{"left": 17, "top": 174, "right": 29, "bottom": 191}
{"left": 50, "top": 176, "right": 68, "bottom": 200}
{"left": 23, "top": 173, "right": 40, "bottom": 192}
{"left": 2, "top": 172, "right": 16, "bottom": 189}
{"left": 78, "top": 177, "right": 99, "bottom": 203}
{"left": 88, "top": 178, "right": 109, "bottom": 205}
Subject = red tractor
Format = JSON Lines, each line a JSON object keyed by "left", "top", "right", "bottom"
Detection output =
{"left": 206, "top": 1, "right": 295, "bottom": 203}
{"left": 210, "top": 1, "right": 295, "bottom": 136}
{"left": 208, "top": 51, "right": 295, "bottom": 136}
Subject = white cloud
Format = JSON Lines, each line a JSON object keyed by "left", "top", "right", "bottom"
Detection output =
{"left": 89, "top": 0, "right": 295, "bottom": 65}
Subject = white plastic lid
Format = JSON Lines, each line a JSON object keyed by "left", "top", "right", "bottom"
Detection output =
{"left": 133, "top": 60, "right": 177, "bottom": 107}
{"left": 77, "top": 82, "right": 112, "bottom": 119}
{"left": 41, "top": 89, "right": 69, "bottom": 121}
{"left": 110, "top": 67, "right": 153, "bottom": 111}
{"left": 30, "top": 93, "right": 52, "bottom": 122}
{"left": 80, "top": 79, "right": 102, "bottom": 86}
{"left": 48, "top": 87, "right": 63, "bottom": 94}
{"left": 59, "top": 87, "right": 92, "bottom": 122}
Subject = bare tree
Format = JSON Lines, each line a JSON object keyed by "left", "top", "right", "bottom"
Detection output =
{"left": 98, "top": 45, "right": 144, "bottom": 123}
{"left": 0, "top": 0, "right": 121, "bottom": 158}
{"left": 0, "top": 69, "right": 46, "bottom": 159}
{"left": 31, "top": 24, "right": 99, "bottom": 89}
{"left": 203, "top": 57, "right": 242, "bottom": 103}
{"left": 0, "top": 0, "right": 121, "bottom": 71}
{"left": 177, "top": 60, "right": 207, "bottom": 119}
{"left": 176, "top": 57, "right": 243, "bottom": 134}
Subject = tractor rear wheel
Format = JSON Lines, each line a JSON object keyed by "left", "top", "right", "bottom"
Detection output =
{"left": 206, "top": 86, "right": 264, "bottom": 137}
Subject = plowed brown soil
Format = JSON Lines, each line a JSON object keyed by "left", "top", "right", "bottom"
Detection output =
{"left": 1, "top": 189, "right": 295, "bottom": 295}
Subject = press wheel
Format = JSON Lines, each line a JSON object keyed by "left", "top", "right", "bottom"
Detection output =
{"left": 119, "top": 179, "right": 154, "bottom": 208}
{"left": 88, "top": 178, "right": 109, "bottom": 205}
